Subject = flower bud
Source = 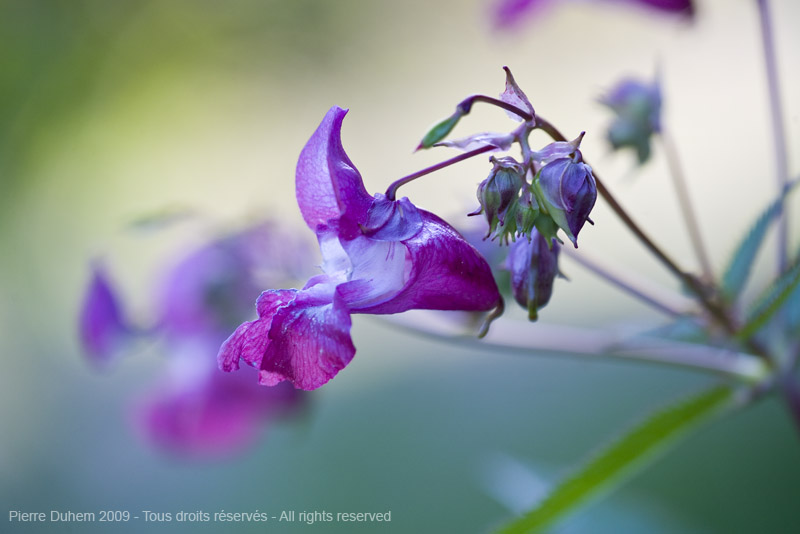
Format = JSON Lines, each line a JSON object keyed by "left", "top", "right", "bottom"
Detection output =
{"left": 507, "top": 229, "right": 559, "bottom": 321}
{"left": 600, "top": 78, "right": 661, "bottom": 164}
{"left": 534, "top": 152, "right": 596, "bottom": 247}
{"left": 472, "top": 156, "right": 525, "bottom": 242}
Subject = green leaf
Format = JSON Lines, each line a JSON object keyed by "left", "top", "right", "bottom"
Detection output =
{"left": 721, "top": 184, "right": 794, "bottom": 302}
{"left": 416, "top": 111, "right": 464, "bottom": 150}
{"left": 496, "top": 385, "right": 735, "bottom": 534}
{"left": 737, "top": 260, "right": 800, "bottom": 341}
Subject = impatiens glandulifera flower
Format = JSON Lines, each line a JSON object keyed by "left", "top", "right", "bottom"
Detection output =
{"left": 78, "top": 262, "right": 131, "bottom": 365}
{"left": 491, "top": 0, "right": 694, "bottom": 29}
{"left": 533, "top": 136, "right": 597, "bottom": 247}
{"left": 507, "top": 229, "right": 560, "bottom": 320}
{"left": 219, "top": 106, "right": 502, "bottom": 391}
{"left": 600, "top": 77, "right": 662, "bottom": 164}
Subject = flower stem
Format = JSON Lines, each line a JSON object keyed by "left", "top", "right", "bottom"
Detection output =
{"left": 378, "top": 312, "right": 769, "bottom": 382}
{"left": 660, "top": 130, "right": 715, "bottom": 282}
{"left": 457, "top": 94, "right": 534, "bottom": 122}
{"left": 560, "top": 246, "right": 691, "bottom": 318}
{"left": 756, "top": 0, "right": 790, "bottom": 273}
{"left": 385, "top": 145, "right": 495, "bottom": 200}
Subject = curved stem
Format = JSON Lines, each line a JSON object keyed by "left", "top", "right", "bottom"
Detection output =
{"left": 377, "top": 312, "right": 769, "bottom": 382}
{"left": 756, "top": 0, "right": 790, "bottom": 273}
{"left": 560, "top": 246, "right": 691, "bottom": 318}
{"left": 385, "top": 145, "right": 495, "bottom": 200}
{"left": 457, "top": 94, "right": 534, "bottom": 122}
{"left": 660, "top": 130, "right": 715, "bottom": 282}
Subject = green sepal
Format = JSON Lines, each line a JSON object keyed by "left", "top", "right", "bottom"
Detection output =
{"left": 417, "top": 110, "right": 464, "bottom": 150}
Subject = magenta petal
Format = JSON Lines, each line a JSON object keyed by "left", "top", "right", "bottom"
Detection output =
{"left": 136, "top": 368, "right": 303, "bottom": 458}
{"left": 354, "top": 210, "right": 501, "bottom": 315}
{"left": 217, "top": 289, "right": 297, "bottom": 372}
{"left": 295, "top": 106, "right": 373, "bottom": 232}
{"left": 260, "top": 293, "right": 355, "bottom": 390}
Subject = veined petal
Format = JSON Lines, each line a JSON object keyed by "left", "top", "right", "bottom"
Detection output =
{"left": 217, "top": 289, "right": 297, "bottom": 372}
{"left": 260, "top": 293, "right": 355, "bottom": 390}
{"left": 500, "top": 66, "right": 535, "bottom": 120}
{"left": 296, "top": 106, "right": 373, "bottom": 232}
{"left": 434, "top": 132, "right": 515, "bottom": 152}
{"left": 354, "top": 210, "right": 501, "bottom": 314}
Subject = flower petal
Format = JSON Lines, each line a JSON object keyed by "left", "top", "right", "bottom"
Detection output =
{"left": 434, "top": 132, "right": 515, "bottom": 152}
{"left": 353, "top": 210, "right": 501, "bottom": 314}
{"left": 296, "top": 106, "right": 373, "bottom": 232}
{"left": 260, "top": 292, "right": 356, "bottom": 390}
{"left": 136, "top": 359, "right": 303, "bottom": 458}
{"left": 79, "top": 263, "right": 130, "bottom": 365}
{"left": 500, "top": 66, "right": 535, "bottom": 120}
{"left": 217, "top": 289, "right": 297, "bottom": 372}
{"left": 362, "top": 195, "right": 424, "bottom": 242}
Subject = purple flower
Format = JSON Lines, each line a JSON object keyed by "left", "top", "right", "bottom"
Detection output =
{"left": 600, "top": 77, "right": 662, "bottom": 164}
{"left": 79, "top": 223, "right": 310, "bottom": 457}
{"left": 78, "top": 262, "right": 130, "bottom": 365}
{"left": 135, "top": 336, "right": 303, "bottom": 458}
{"left": 507, "top": 230, "right": 560, "bottom": 320}
{"left": 492, "top": 0, "right": 694, "bottom": 29}
{"left": 219, "top": 106, "right": 502, "bottom": 390}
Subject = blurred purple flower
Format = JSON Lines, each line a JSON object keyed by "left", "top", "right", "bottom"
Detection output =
{"left": 79, "top": 222, "right": 310, "bottom": 457}
{"left": 135, "top": 337, "right": 303, "bottom": 458}
{"left": 219, "top": 106, "right": 502, "bottom": 391}
{"left": 492, "top": 0, "right": 693, "bottom": 29}
{"left": 78, "top": 262, "right": 130, "bottom": 365}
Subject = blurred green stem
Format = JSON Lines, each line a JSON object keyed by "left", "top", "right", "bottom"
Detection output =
{"left": 659, "top": 130, "right": 714, "bottom": 282}
{"left": 756, "top": 0, "right": 790, "bottom": 273}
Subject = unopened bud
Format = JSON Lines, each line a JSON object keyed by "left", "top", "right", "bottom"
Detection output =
{"left": 507, "top": 230, "right": 560, "bottom": 321}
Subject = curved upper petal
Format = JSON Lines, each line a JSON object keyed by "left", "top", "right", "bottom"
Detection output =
{"left": 296, "top": 106, "right": 373, "bottom": 232}
{"left": 352, "top": 210, "right": 501, "bottom": 315}
{"left": 260, "top": 292, "right": 355, "bottom": 390}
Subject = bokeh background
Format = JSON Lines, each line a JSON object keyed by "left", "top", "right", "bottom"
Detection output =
{"left": 2, "top": 0, "right": 800, "bottom": 532}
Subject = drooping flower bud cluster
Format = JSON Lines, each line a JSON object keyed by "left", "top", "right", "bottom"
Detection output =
{"left": 468, "top": 132, "right": 597, "bottom": 249}
{"left": 415, "top": 67, "right": 599, "bottom": 321}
